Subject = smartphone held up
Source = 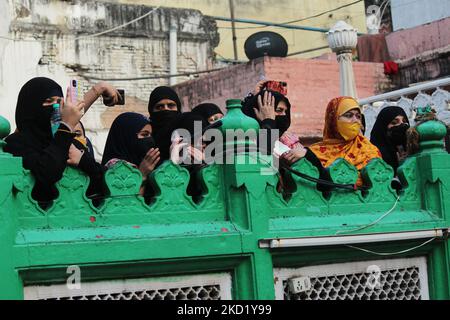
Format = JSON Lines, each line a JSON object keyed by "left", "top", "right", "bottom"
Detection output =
{"left": 68, "top": 79, "right": 79, "bottom": 103}
{"left": 265, "top": 81, "right": 287, "bottom": 96}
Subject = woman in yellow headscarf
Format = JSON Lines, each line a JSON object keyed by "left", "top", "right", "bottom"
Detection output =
{"left": 309, "top": 96, "right": 381, "bottom": 186}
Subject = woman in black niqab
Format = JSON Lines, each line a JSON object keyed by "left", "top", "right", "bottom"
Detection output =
{"left": 102, "top": 112, "right": 160, "bottom": 201}
{"left": 148, "top": 86, "right": 182, "bottom": 161}
{"left": 241, "top": 90, "right": 292, "bottom": 135}
{"left": 192, "top": 103, "right": 224, "bottom": 124}
{"left": 370, "top": 106, "right": 410, "bottom": 173}
{"left": 4, "top": 77, "right": 77, "bottom": 207}
{"left": 102, "top": 112, "right": 156, "bottom": 167}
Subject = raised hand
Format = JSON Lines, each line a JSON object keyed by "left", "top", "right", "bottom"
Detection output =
{"left": 98, "top": 82, "right": 122, "bottom": 106}
{"left": 253, "top": 80, "right": 268, "bottom": 95}
{"left": 139, "top": 148, "right": 161, "bottom": 178}
{"left": 61, "top": 87, "right": 86, "bottom": 129}
{"left": 282, "top": 144, "right": 307, "bottom": 165}
{"left": 254, "top": 90, "right": 276, "bottom": 122}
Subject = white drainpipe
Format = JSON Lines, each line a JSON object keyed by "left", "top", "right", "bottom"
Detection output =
{"left": 169, "top": 21, "right": 178, "bottom": 86}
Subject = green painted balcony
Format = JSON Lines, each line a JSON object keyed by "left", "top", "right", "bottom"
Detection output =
{"left": 0, "top": 102, "right": 449, "bottom": 300}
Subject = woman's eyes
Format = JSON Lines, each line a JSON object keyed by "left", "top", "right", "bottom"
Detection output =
{"left": 343, "top": 113, "right": 361, "bottom": 119}
{"left": 138, "top": 132, "right": 151, "bottom": 137}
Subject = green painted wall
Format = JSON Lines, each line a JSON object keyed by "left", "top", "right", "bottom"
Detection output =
{"left": 0, "top": 110, "right": 449, "bottom": 300}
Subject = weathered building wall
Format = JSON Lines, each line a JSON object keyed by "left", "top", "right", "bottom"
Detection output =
{"left": 0, "top": 0, "right": 219, "bottom": 158}
{"left": 385, "top": 17, "right": 450, "bottom": 88}
{"left": 111, "top": 0, "right": 368, "bottom": 60}
{"left": 174, "top": 56, "right": 390, "bottom": 143}
{"left": 391, "top": 0, "right": 450, "bottom": 31}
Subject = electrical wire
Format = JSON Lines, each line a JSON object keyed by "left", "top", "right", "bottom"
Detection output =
{"left": 335, "top": 196, "right": 401, "bottom": 235}
{"left": 282, "top": 164, "right": 370, "bottom": 191}
{"left": 218, "top": 0, "right": 364, "bottom": 30}
{"left": 347, "top": 237, "right": 437, "bottom": 256}
{"left": 0, "top": 7, "right": 160, "bottom": 43}
{"left": 79, "top": 66, "right": 236, "bottom": 81}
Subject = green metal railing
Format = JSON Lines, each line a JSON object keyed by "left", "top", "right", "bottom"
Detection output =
{"left": 0, "top": 100, "right": 449, "bottom": 300}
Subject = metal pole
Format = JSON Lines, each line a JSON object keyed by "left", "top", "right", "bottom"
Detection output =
{"left": 169, "top": 21, "right": 178, "bottom": 86}
{"left": 210, "top": 15, "right": 365, "bottom": 35}
{"left": 228, "top": 0, "right": 238, "bottom": 60}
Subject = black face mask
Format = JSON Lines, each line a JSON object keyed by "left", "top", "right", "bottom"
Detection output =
{"left": 275, "top": 116, "right": 290, "bottom": 135}
{"left": 72, "top": 139, "right": 89, "bottom": 153}
{"left": 387, "top": 123, "right": 410, "bottom": 147}
{"left": 136, "top": 136, "right": 157, "bottom": 163}
{"left": 151, "top": 111, "right": 180, "bottom": 129}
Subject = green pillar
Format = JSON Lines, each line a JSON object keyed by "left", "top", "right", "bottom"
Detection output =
{"left": 221, "top": 99, "right": 277, "bottom": 299}
{"left": 415, "top": 120, "right": 450, "bottom": 299}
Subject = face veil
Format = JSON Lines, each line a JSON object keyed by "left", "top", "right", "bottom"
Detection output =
{"left": 15, "top": 77, "right": 64, "bottom": 145}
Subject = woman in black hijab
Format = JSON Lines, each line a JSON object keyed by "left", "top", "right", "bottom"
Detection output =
{"left": 370, "top": 106, "right": 410, "bottom": 174}
{"left": 170, "top": 112, "right": 209, "bottom": 203}
{"left": 241, "top": 82, "right": 330, "bottom": 194}
{"left": 242, "top": 90, "right": 291, "bottom": 136}
{"left": 5, "top": 77, "right": 85, "bottom": 208}
{"left": 170, "top": 112, "right": 208, "bottom": 165}
{"left": 102, "top": 112, "right": 160, "bottom": 196}
{"left": 148, "top": 86, "right": 183, "bottom": 162}
{"left": 192, "top": 103, "right": 224, "bottom": 124}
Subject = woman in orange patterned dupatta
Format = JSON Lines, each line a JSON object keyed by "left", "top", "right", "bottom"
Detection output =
{"left": 309, "top": 96, "right": 382, "bottom": 186}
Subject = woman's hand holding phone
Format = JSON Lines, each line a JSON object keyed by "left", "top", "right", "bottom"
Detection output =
{"left": 61, "top": 86, "right": 86, "bottom": 129}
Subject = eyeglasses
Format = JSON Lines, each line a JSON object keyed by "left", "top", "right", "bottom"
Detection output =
{"left": 340, "top": 111, "right": 362, "bottom": 121}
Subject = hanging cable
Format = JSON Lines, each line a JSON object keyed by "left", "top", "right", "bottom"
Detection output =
{"left": 335, "top": 196, "right": 401, "bottom": 235}
{"left": 281, "top": 163, "right": 370, "bottom": 191}
{"left": 347, "top": 237, "right": 437, "bottom": 256}
{"left": 79, "top": 66, "right": 235, "bottom": 81}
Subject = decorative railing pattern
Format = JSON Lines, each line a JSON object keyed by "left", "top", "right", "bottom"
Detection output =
{"left": 0, "top": 99, "right": 449, "bottom": 300}
{"left": 360, "top": 77, "right": 450, "bottom": 137}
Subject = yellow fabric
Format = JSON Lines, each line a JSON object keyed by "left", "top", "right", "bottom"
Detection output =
{"left": 336, "top": 120, "right": 361, "bottom": 141}
{"left": 337, "top": 98, "right": 361, "bottom": 117}
{"left": 310, "top": 96, "right": 381, "bottom": 186}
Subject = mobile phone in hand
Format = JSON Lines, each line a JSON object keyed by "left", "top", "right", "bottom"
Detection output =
{"left": 265, "top": 81, "right": 288, "bottom": 96}
{"left": 103, "top": 89, "right": 125, "bottom": 106}
{"left": 117, "top": 89, "right": 125, "bottom": 105}
{"left": 69, "top": 79, "right": 78, "bottom": 103}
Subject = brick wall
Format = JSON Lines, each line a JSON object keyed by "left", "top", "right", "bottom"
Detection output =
{"left": 175, "top": 56, "right": 390, "bottom": 141}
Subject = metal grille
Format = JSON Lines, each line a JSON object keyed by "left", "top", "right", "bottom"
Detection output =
{"left": 274, "top": 257, "right": 429, "bottom": 300}
{"left": 24, "top": 273, "right": 232, "bottom": 300}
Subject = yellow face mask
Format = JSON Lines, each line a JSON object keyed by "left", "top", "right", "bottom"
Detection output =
{"left": 337, "top": 120, "right": 361, "bottom": 141}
